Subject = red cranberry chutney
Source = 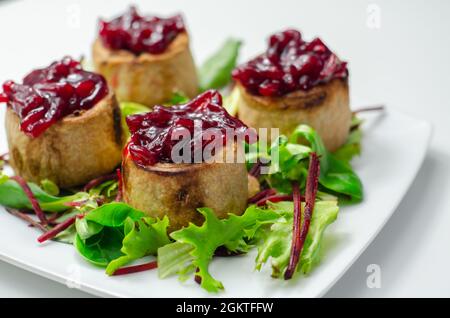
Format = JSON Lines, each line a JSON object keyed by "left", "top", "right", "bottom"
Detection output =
{"left": 0, "top": 57, "right": 108, "bottom": 137}
{"left": 232, "top": 29, "right": 348, "bottom": 97}
{"left": 125, "top": 90, "right": 249, "bottom": 167}
{"left": 99, "top": 6, "right": 186, "bottom": 55}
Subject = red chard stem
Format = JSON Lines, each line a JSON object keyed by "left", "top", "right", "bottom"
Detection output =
{"left": 11, "top": 176, "right": 47, "bottom": 225}
{"left": 83, "top": 173, "right": 117, "bottom": 192}
{"left": 37, "top": 214, "right": 83, "bottom": 243}
{"left": 284, "top": 152, "right": 320, "bottom": 280}
{"left": 112, "top": 261, "right": 158, "bottom": 276}
{"left": 248, "top": 188, "right": 277, "bottom": 204}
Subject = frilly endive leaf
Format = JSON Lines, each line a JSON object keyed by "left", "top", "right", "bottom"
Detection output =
{"left": 166, "top": 206, "right": 279, "bottom": 292}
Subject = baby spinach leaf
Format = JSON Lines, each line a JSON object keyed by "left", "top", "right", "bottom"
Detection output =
{"left": 40, "top": 179, "right": 59, "bottom": 196}
{"left": 290, "top": 125, "right": 363, "bottom": 202}
{"left": 74, "top": 202, "right": 169, "bottom": 273}
{"left": 258, "top": 125, "right": 363, "bottom": 202}
{"left": 75, "top": 227, "right": 125, "bottom": 267}
{"left": 85, "top": 202, "right": 144, "bottom": 227}
{"left": 54, "top": 224, "right": 77, "bottom": 244}
{"left": 75, "top": 217, "right": 104, "bottom": 241}
{"left": 333, "top": 126, "right": 362, "bottom": 163}
{"left": 199, "top": 38, "right": 242, "bottom": 91}
{"left": 0, "top": 177, "right": 87, "bottom": 212}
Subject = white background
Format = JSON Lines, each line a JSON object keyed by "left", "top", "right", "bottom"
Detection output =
{"left": 0, "top": 0, "right": 449, "bottom": 297}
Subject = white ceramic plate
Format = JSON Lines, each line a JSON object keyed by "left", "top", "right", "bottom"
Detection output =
{"left": 0, "top": 106, "right": 431, "bottom": 297}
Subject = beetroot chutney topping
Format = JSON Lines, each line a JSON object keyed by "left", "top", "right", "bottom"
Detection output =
{"left": 126, "top": 90, "right": 250, "bottom": 167}
{"left": 99, "top": 6, "right": 185, "bottom": 55}
{"left": 0, "top": 57, "right": 108, "bottom": 137}
{"left": 232, "top": 29, "right": 348, "bottom": 97}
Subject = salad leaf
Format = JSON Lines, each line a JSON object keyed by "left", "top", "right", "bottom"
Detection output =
{"left": 54, "top": 223, "right": 77, "bottom": 244}
{"left": 259, "top": 135, "right": 310, "bottom": 194}
{"left": 88, "top": 179, "right": 118, "bottom": 200}
{"left": 75, "top": 227, "right": 125, "bottom": 266}
{"left": 74, "top": 202, "right": 169, "bottom": 273}
{"left": 84, "top": 202, "right": 144, "bottom": 227}
{"left": 260, "top": 125, "right": 363, "bottom": 202}
{"left": 106, "top": 216, "right": 170, "bottom": 275}
{"left": 119, "top": 102, "right": 150, "bottom": 118}
{"left": 256, "top": 200, "right": 339, "bottom": 277}
{"left": 75, "top": 216, "right": 104, "bottom": 241}
{"left": 158, "top": 242, "right": 195, "bottom": 279}
{"left": 291, "top": 125, "right": 364, "bottom": 201}
{"left": 163, "top": 206, "right": 279, "bottom": 292}
{"left": 0, "top": 173, "right": 8, "bottom": 184}
{"left": 74, "top": 202, "right": 146, "bottom": 266}
{"left": 165, "top": 92, "right": 189, "bottom": 105}
{"left": 199, "top": 38, "right": 241, "bottom": 91}
{"left": 0, "top": 176, "right": 88, "bottom": 212}
{"left": 40, "top": 179, "right": 59, "bottom": 196}
{"left": 333, "top": 118, "right": 362, "bottom": 163}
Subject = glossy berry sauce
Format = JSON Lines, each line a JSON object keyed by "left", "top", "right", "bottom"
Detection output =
{"left": 99, "top": 6, "right": 185, "bottom": 55}
{"left": 0, "top": 57, "right": 108, "bottom": 138}
{"left": 126, "top": 90, "right": 250, "bottom": 167}
{"left": 232, "top": 29, "right": 348, "bottom": 97}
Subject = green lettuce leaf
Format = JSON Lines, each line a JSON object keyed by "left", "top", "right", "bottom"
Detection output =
{"left": 165, "top": 92, "right": 189, "bottom": 105}
{"left": 75, "top": 227, "right": 125, "bottom": 266}
{"left": 157, "top": 242, "right": 195, "bottom": 279}
{"left": 40, "top": 179, "right": 60, "bottom": 196}
{"left": 119, "top": 102, "right": 150, "bottom": 118}
{"left": 74, "top": 202, "right": 169, "bottom": 272}
{"left": 84, "top": 202, "right": 144, "bottom": 227}
{"left": 259, "top": 124, "right": 363, "bottom": 202}
{"left": 0, "top": 176, "right": 88, "bottom": 212}
{"left": 106, "top": 216, "right": 170, "bottom": 275}
{"left": 256, "top": 200, "right": 339, "bottom": 278}
{"left": 199, "top": 38, "right": 241, "bottom": 91}
{"left": 162, "top": 206, "right": 279, "bottom": 292}
{"left": 333, "top": 116, "right": 363, "bottom": 163}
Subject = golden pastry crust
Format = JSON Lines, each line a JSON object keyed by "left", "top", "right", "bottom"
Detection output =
{"left": 93, "top": 33, "right": 198, "bottom": 107}
{"left": 247, "top": 174, "right": 260, "bottom": 199}
{"left": 236, "top": 78, "right": 351, "bottom": 152}
{"left": 122, "top": 155, "right": 248, "bottom": 232}
{"left": 5, "top": 93, "right": 123, "bottom": 188}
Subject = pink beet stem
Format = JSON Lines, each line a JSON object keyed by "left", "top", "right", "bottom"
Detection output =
{"left": 284, "top": 152, "right": 320, "bottom": 279}
{"left": 112, "top": 261, "right": 158, "bottom": 276}
{"left": 194, "top": 267, "right": 202, "bottom": 285}
{"left": 6, "top": 208, "right": 47, "bottom": 232}
{"left": 64, "top": 200, "right": 87, "bottom": 207}
{"left": 83, "top": 173, "right": 117, "bottom": 192}
{"left": 248, "top": 188, "right": 277, "bottom": 204}
{"left": 248, "top": 161, "right": 262, "bottom": 178}
{"left": 256, "top": 194, "right": 292, "bottom": 206}
{"left": 37, "top": 215, "right": 83, "bottom": 243}
{"left": 11, "top": 176, "right": 47, "bottom": 225}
